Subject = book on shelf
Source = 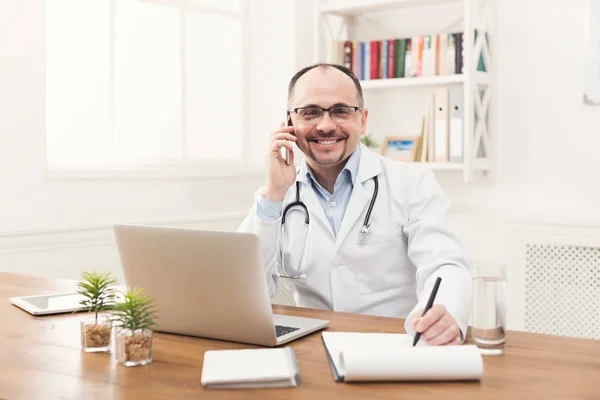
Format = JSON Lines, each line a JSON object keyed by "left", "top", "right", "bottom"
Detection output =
{"left": 334, "top": 31, "right": 488, "bottom": 81}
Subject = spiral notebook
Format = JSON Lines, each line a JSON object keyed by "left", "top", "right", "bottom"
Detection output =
{"left": 321, "top": 332, "right": 483, "bottom": 382}
{"left": 201, "top": 347, "right": 300, "bottom": 389}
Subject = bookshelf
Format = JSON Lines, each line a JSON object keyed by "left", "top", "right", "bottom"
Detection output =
{"left": 359, "top": 71, "right": 490, "bottom": 90}
{"left": 320, "top": 0, "right": 466, "bottom": 16}
{"left": 315, "top": 0, "right": 495, "bottom": 183}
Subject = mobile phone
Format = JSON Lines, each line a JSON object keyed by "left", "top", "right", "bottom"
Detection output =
{"left": 285, "top": 115, "right": 293, "bottom": 166}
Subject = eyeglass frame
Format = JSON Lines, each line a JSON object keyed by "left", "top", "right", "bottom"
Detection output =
{"left": 287, "top": 105, "right": 362, "bottom": 123}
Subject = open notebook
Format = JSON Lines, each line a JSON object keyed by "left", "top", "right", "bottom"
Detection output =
{"left": 321, "top": 332, "right": 484, "bottom": 382}
{"left": 201, "top": 347, "right": 300, "bottom": 389}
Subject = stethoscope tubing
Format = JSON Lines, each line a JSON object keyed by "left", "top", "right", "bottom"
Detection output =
{"left": 278, "top": 175, "right": 379, "bottom": 279}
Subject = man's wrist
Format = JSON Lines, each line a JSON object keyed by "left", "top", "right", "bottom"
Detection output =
{"left": 262, "top": 187, "right": 287, "bottom": 202}
{"left": 256, "top": 189, "right": 284, "bottom": 222}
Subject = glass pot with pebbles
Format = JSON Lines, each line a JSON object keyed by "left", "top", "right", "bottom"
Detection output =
{"left": 77, "top": 271, "right": 118, "bottom": 353}
{"left": 112, "top": 288, "right": 158, "bottom": 367}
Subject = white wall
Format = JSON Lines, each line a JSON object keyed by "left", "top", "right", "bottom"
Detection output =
{"left": 437, "top": 0, "right": 600, "bottom": 227}
{"left": 0, "top": 0, "right": 299, "bottom": 280}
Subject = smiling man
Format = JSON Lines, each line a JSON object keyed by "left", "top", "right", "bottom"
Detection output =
{"left": 238, "top": 63, "right": 473, "bottom": 346}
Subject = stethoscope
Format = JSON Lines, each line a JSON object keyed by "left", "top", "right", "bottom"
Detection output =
{"left": 276, "top": 175, "right": 379, "bottom": 280}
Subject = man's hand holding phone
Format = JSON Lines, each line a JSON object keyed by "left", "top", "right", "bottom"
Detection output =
{"left": 264, "top": 120, "right": 297, "bottom": 202}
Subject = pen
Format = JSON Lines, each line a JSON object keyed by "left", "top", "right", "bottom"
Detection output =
{"left": 412, "top": 276, "right": 442, "bottom": 347}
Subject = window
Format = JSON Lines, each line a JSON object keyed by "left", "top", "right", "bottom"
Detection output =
{"left": 45, "top": 0, "right": 245, "bottom": 171}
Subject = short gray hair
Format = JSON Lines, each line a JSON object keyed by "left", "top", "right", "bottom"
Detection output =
{"left": 287, "top": 63, "right": 364, "bottom": 109}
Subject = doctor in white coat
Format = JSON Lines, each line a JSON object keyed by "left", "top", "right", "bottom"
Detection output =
{"left": 238, "top": 63, "right": 473, "bottom": 345}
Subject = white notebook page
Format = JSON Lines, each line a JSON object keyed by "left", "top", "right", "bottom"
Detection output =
{"left": 322, "top": 332, "right": 483, "bottom": 382}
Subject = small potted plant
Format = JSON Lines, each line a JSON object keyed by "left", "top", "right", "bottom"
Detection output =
{"left": 77, "top": 271, "right": 118, "bottom": 353}
{"left": 112, "top": 287, "right": 158, "bottom": 367}
{"left": 360, "top": 133, "right": 380, "bottom": 152}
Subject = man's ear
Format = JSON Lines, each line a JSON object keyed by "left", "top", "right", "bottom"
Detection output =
{"left": 360, "top": 108, "right": 369, "bottom": 134}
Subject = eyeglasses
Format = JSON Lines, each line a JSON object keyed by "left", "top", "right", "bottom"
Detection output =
{"left": 288, "top": 105, "right": 361, "bottom": 124}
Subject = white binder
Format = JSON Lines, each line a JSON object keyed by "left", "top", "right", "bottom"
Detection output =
{"left": 584, "top": 0, "right": 600, "bottom": 104}
{"left": 434, "top": 88, "right": 450, "bottom": 162}
{"left": 449, "top": 86, "right": 464, "bottom": 162}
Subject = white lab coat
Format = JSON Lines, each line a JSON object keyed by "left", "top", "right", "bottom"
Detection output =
{"left": 238, "top": 144, "right": 473, "bottom": 337}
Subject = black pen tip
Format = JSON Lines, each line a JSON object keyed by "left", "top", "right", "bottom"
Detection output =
{"left": 412, "top": 334, "right": 420, "bottom": 347}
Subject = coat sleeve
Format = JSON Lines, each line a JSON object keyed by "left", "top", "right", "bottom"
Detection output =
{"left": 237, "top": 187, "right": 282, "bottom": 298}
{"left": 401, "top": 167, "right": 473, "bottom": 341}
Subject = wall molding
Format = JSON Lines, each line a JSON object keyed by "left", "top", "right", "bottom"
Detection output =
{"left": 0, "top": 211, "right": 249, "bottom": 254}
{"left": 450, "top": 205, "right": 600, "bottom": 230}
{"left": 449, "top": 206, "right": 600, "bottom": 267}
{"left": 4, "top": 206, "right": 600, "bottom": 255}
{"left": 0, "top": 211, "right": 248, "bottom": 237}
{"left": 45, "top": 166, "right": 266, "bottom": 181}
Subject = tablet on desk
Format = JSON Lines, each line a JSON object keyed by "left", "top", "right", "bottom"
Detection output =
{"left": 9, "top": 292, "right": 88, "bottom": 316}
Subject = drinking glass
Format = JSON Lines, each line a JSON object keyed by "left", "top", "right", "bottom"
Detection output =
{"left": 471, "top": 262, "right": 507, "bottom": 355}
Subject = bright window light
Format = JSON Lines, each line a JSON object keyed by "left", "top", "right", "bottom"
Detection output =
{"left": 45, "top": 0, "right": 245, "bottom": 169}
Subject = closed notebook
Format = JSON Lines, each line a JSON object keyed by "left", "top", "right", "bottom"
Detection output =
{"left": 201, "top": 347, "right": 300, "bottom": 389}
{"left": 321, "top": 332, "right": 483, "bottom": 382}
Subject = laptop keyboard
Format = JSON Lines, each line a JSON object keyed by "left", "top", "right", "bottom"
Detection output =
{"left": 275, "top": 324, "right": 300, "bottom": 337}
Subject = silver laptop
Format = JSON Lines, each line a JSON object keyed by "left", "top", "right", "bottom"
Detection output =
{"left": 113, "top": 224, "right": 329, "bottom": 347}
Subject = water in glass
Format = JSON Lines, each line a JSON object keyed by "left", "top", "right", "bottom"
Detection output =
{"left": 471, "top": 263, "right": 507, "bottom": 355}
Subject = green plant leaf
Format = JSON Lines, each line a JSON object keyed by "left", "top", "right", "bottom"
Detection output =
{"left": 76, "top": 270, "right": 118, "bottom": 324}
{"left": 360, "top": 133, "right": 379, "bottom": 148}
{"left": 111, "top": 287, "right": 158, "bottom": 333}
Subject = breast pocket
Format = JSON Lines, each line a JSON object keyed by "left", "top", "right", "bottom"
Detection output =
{"left": 348, "top": 228, "right": 412, "bottom": 294}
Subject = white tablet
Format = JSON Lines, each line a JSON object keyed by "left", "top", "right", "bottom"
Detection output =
{"left": 10, "top": 292, "right": 87, "bottom": 316}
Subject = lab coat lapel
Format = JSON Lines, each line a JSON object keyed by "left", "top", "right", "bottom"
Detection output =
{"left": 334, "top": 144, "right": 382, "bottom": 254}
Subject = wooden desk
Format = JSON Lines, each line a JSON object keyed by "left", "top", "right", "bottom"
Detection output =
{"left": 0, "top": 272, "right": 598, "bottom": 399}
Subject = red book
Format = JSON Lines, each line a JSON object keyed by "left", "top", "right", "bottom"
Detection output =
{"left": 388, "top": 40, "right": 395, "bottom": 78}
{"left": 370, "top": 41, "right": 379, "bottom": 79}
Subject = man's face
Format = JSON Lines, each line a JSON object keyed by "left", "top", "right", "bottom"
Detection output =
{"left": 288, "top": 68, "right": 368, "bottom": 167}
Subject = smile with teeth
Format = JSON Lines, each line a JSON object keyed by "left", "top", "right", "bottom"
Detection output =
{"left": 314, "top": 139, "right": 342, "bottom": 145}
